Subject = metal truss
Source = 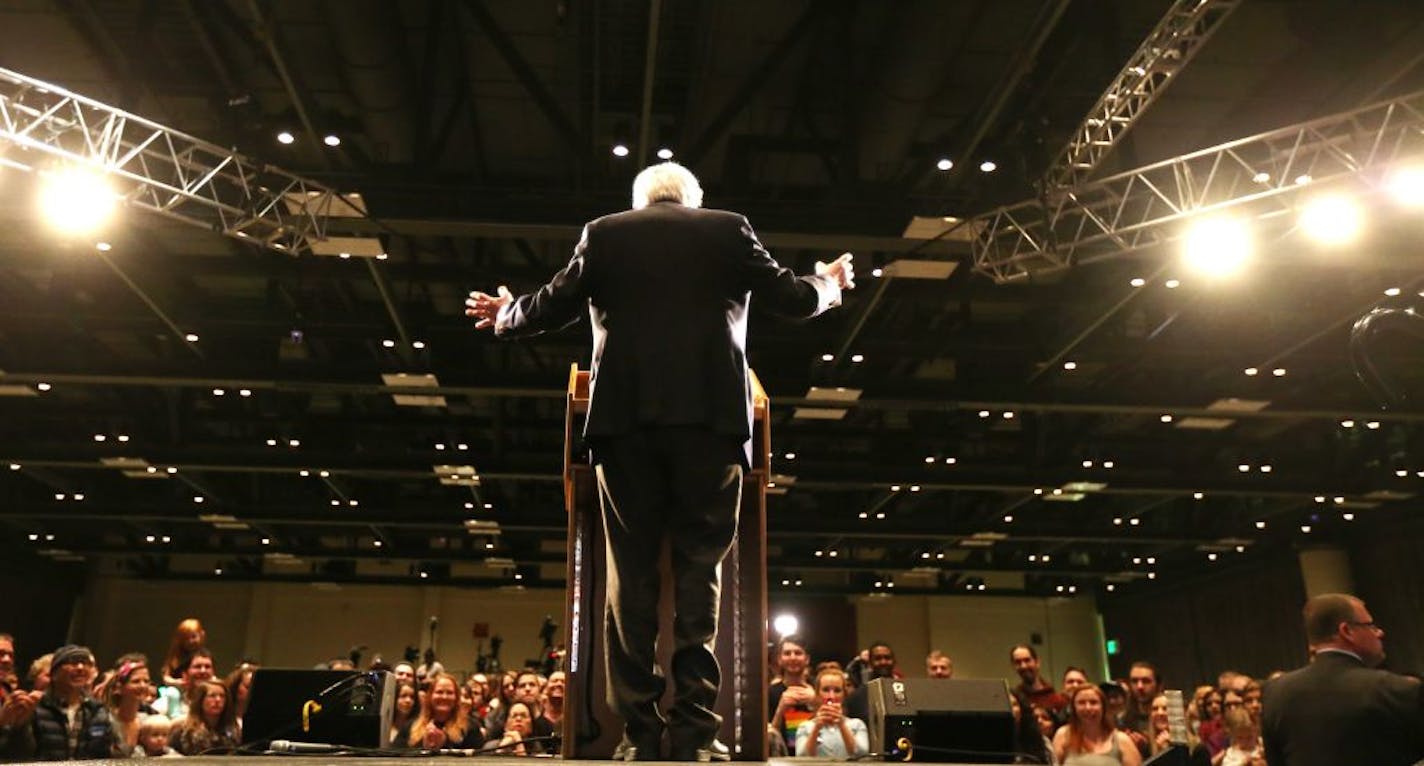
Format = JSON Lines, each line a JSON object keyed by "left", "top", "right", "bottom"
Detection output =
{"left": 0, "top": 67, "right": 349, "bottom": 253}
{"left": 1041, "top": 0, "right": 1240, "bottom": 191}
{"left": 972, "top": 88, "right": 1424, "bottom": 283}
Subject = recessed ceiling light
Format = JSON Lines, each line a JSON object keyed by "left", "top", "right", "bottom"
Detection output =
{"left": 611, "top": 144, "right": 630, "bottom": 157}
{"left": 323, "top": 134, "right": 341, "bottom": 147}
{"left": 184, "top": 333, "right": 199, "bottom": 343}
{"left": 979, "top": 160, "right": 997, "bottom": 173}
{"left": 656, "top": 148, "right": 674, "bottom": 160}
{"left": 851, "top": 354, "right": 864, "bottom": 363}
{"left": 277, "top": 131, "right": 295, "bottom": 145}
{"left": 95, "top": 241, "right": 112, "bottom": 251}
{"left": 1130, "top": 278, "right": 1146, "bottom": 287}
{"left": 936, "top": 158, "right": 953, "bottom": 171}
{"left": 1164, "top": 279, "right": 1181, "bottom": 289}
{"left": 1063, "top": 361, "right": 1077, "bottom": 370}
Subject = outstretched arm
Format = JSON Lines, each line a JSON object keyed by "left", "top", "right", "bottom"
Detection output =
{"left": 465, "top": 286, "right": 514, "bottom": 331}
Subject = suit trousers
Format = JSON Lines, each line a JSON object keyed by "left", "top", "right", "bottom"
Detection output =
{"left": 593, "top": 426, "right": 744, "bottom": 752}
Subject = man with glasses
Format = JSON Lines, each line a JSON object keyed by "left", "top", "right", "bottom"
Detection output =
{"left": 0, "top": 644, "right": 115, "bottom": 760}
{"left": 1262, "top": 592, "right": 1424, "bottom": 766}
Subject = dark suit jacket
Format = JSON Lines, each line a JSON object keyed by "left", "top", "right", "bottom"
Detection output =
{"left": 1261, "top": 649, "right": 1424, "bottom": 766}
{"left": 495, "top": 201, "right": 840, "bottom": 463}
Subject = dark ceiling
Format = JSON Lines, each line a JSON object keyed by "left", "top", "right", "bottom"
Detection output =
{"left": 2, "top": 0, "right": 1424, "bottom": 598}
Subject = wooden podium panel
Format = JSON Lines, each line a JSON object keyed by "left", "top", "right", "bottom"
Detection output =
{"left": 561, "top": 365, "right": 770, "bottom": 760}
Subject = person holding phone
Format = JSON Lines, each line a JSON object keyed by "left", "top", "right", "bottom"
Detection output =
{"left": 795, "top": 668, "right": 868, "bottom": 758}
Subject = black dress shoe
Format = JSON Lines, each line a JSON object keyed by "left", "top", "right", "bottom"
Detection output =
{"left": 670, "top": 738, "right": 731, "bottom": 762}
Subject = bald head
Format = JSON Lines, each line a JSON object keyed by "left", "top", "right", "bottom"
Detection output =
{"left": 1303, "top": 593, "right": 1361, "bottom": 644}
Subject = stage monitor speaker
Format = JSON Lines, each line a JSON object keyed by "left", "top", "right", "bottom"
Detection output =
{"left": 866, "top": 678, "right": 1015, "bottom": 763}
{"left": 239, "top": 669, "right": 394, "bottom": 751}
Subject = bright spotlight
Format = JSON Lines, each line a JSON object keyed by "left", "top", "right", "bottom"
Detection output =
{"left": 1386, "top": 166, "right": 1424, "bottom": 208}
{"left": 1183, "top": 216, "right": 1252, "bottom": 277}
{"left": 611, "top": 144, "right": 630, "bottom": 158}
{"left": 772, "top": 613, "right": 799, "bottom": 637}
{"left": 1299, "top": 195, "right": 1364, "bottom": 245}
{"left": 276, "top": 131, "right": 296, "bottom": 145}
{"left": 323, "top": 134, "right": 341, "bottom": 147}
{"left": 39, "top": 167, "right": 117, "bottom": 234}
{"left": 936, "top": 158, "right": 954, "bottom": 171}
{"left": 656, "top": 148, "right": 674, "bottom": 160}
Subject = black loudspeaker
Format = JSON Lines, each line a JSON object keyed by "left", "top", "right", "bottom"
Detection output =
{"left": 866, "top": 678, "right": 1016, "bottom": 763}
{"left": 239, "top": 669, "right": 394, "bottom": 750}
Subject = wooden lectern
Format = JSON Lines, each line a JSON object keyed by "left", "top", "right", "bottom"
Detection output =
{"left": 561, "top": 365, "right": 770, "bottom": 760}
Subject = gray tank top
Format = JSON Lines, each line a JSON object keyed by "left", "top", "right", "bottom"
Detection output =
{"left": 1062, "top": 735, "right": 1123, "bottom": 766}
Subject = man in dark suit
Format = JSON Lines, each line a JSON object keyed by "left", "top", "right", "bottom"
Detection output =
{"left": 1261, "top": 592, "right": 1424, "bottom": 766}
{"left": 466, "top": 162, "right": 854, "bottom": 761}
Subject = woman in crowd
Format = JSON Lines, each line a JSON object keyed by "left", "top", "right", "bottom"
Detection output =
{"left": 489, "top": 701, "right": 545, "bottom": 755}
{"left": 1148, "top": 693, "right": 1209, "bottom": 765}
{"left": 1197, "top": 687, "right": 1227, "bottom": 754}
{"left": 390, "top": 681, "right": 420, "bottom": 747}
{"left": 225, "top": 664, "right": 255, "bottom": 738}
{"left": 793, "top": 667, "right": 868, "bottom": 759}
{"left": 170, "top": 679, "right": 239, "bottom": 754}
{"left": 105, "top": 658, "right": 154, "bottom": 756}
{"left": 406, "top": 672, "right": 481, "bottom": 750}
{"left": 160, "top": 619, "right": 207, "bottom": 686}
{"left": 1052, "top": 684, "right": 1142, "bottom": 766}
{"left": 1011, "top": 690, "right": 1055, "bottom": 765}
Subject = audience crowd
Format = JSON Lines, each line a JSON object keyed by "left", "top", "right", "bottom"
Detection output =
{"left": 0, "top": 608, "right": 1397, "bottom": 764}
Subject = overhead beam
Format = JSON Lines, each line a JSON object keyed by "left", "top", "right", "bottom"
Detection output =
{"left": 1041, "top": 0, "right": 1241, "bottom": 190}
{"left": 970, "top": 87, "right": 1424, "bottom": 282}
{"left": 457, "top": 0, "right": 586, "bottom": 158}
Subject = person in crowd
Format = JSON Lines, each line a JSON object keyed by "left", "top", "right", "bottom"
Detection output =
{"left": 844, "top": 642, "right": 896, "bottom": 721}
{"left": 1262, "top": 592, "right": 1424, "bottom": 766}
{"left": 926, "top": 650, "right": 953, "bottom": 679}
{"left": 392, "top": 662, "right": 416, "bottom": 688}
{"left": 1052, "top": 684, "right": 1142, "bottom": 766}
{"left": 170, "top": 678, "right": 238, "bottom": 754}
{"left": 1238, "top": 680, "right": 1262, "bottom": 726}
{"left": 1147, "top": 692, "right": 1209, "bottom": 765}
{"left": 133, "top": 715, "right": 178, "bottom": 757}
{"left": 0, "top": 634, "right": 17, "bottom": 705}
{"left": 328, "top": 658, "right": 355, "bottom": 671}
{"left": 1186, "top": 685, "right": 1214, "bottom": 737}
{"left": 1062, "top": 667, "right": 1090, "bottom": 697}
{"left": 489, "top": 701, "right": 548, "bottom": 755}
{"left": 1011, "top": 644, "right": 1067, "bottom": 717}
{"left": 794, "top": 667, "right": 867, "bottom": 759}
{"left": 1102, "top": 682, "right": 1129, "bottom": 726}
{"left": 1211, "top": 707, "right": 1264, "bottom": 766}
{"left": 1033, "top": 705, "right": 1060, "bottom": 756}
{"left": 160, "top": 619, "right": 207, "bottom": 687}
{"left": 407, "top": 672, "right": 481, "bottom": 750}
{"left": 1121, "top": 662, "right": 1160, "bottom": 737}
{"left": 467, "top": 674, "right": 492, "bottom": 726}
{"left": 487, "top": 670, "right": 555, "bottom": 742}
{"left": 106, "top": 657, "right": 154, "bottom": 756}
{"left": 28, "top": 653, "right": 52, "bottom": 694}
{"left": 0, "top": 644, "right": 115, "bottom": 760}
{"left": 389, "top": 680, "right": 420, "bottom": 747}
{"left": 769, "top": 636, "right": 815, "bottom": 747}
{"left": 1010, "top": 689, "right": 1054, "bottom": 765}
{"left": 540, "top": 670, "right": 565, "bottom": 740}
{"left": 153, "top": 648, "right": 215, "bottom": 720}
{"left": 224, "top": 664, "right": 255, "bottom": 737}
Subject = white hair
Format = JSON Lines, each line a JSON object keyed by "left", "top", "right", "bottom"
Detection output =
{"left": 631, "top": 161, "right": 703, "bottom": 210}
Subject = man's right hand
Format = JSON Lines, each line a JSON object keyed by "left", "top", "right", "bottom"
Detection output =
{"left": 781, "top": 683, "right": 816, "bottom": 707}
{"left": 816, "top": 252, "right": 856, "bottom": 290}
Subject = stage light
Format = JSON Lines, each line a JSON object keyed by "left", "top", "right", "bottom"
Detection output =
{"left": 1182, "top": 216, "right": 1252, "bottom": 277}
{"left": 39, "top": 167, "right": 117, "bottom": 234}
{"left": 1129, "top": 278, "right": 1146, "bottom": 287}
{"left": 936, "top": 158, "right": 953, "bottom": 171}
{"left": 1299, "top": 194, "right": 1363, "bottom": 245}
{"left": 979, "top": 160, "right": 997, "bottom": 173}
{"left": 36, "top": 383, "right": 51, "bottom": 392}
{"left": 820, "top": 353, "right": 833, "bottom": 362}
{"left": 1161, "top": 414, "right": 1174, "bottom": 423}
{"left": 656, "top": 148, "right": 674, "bottom": 160}
{"left": 413, "top": 340, "right": 427, "bottom": 349}
{"left": 772, "top": 614, "right": 799, "bottom": 638}
{"left": 1384, "top": 287, "right": 1401, "bottom": 296}
{"left": 1244, "top": 367, "right": 1258, "bottom": 376}
{"left": 1340, "top": 419, "right": 1355, "bottom": 427}
{"left": 323, "top": 134, "right": 341, "bottom": 147}
{"left": 1063, "top": 361, "right": 1077, "bottom": 370}
{"left": 784, "top": 452, "right": 796, "bottom": 460}
{"left": 95, "top": 241, "right": 112, "bottom": 252}
{"left": 1164, "top": 279, "right": 1181, "bottom": 289}
{"left": 850, "top": 354, "right": 864, "bottom": 363}
{"left": 277, "top": 131, "right": 295, "bottom": 145}
{"left": 1252, "top": 172, "right": 1270, "bottom": 184}
{"left": 944, "top": 457, "right": 956, "bottom": 465}
{"left": 1193, "top": 492, "right": 1204, "bottom": 500}
{"left": 1255, "top": 520, "right": 1266, "bottom": 529}
{"left": 1272, "top": 368, "right": 1286, "bottom": 376}
{"left": 1385, "top": 166, "right": 1424, "bottom": 207}
{"left": 184, "top": 333, "right": 199, "bottom": 343}
{"left": 1342, "top": 513, "right": 1354, "bottom": 521}
{"left": 871, "top": 267, "right": 883, "bottom": 277}
{"left": 1003, "top": 514, "right": 1014, "bottom": 522}
{"left": 382, "top": 339, "right": 396, "bottom": 348}
{"left": 611, "top": 144, "right": 630, "bottom": 157}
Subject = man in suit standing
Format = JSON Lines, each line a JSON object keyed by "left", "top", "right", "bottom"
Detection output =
{"left": 1261, "top": 592, "right": 1424, "bottom": 766}
{"left": 465, "top": 162, "right": 854, "bottom": 761}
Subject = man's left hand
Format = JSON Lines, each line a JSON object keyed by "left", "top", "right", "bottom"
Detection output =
{"left": 465, "top": 286, "right": 514, "bottom": 330}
